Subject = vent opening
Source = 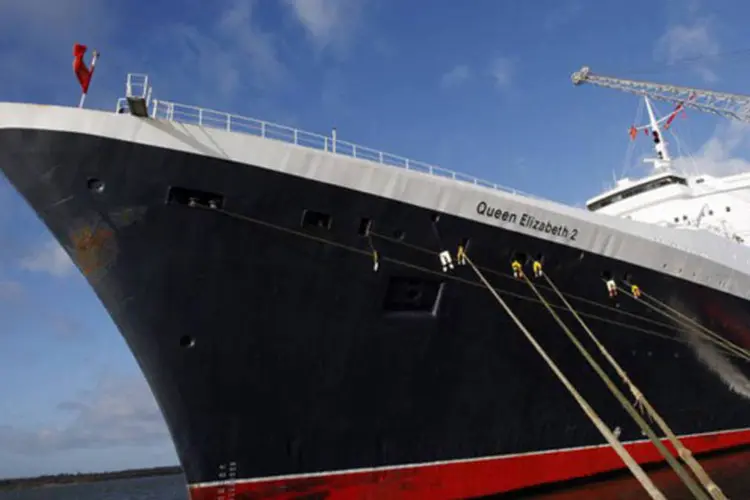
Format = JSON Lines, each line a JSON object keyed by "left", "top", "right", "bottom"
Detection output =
{"left": 301, "top": 210, "right": 332, "bottom": 229}
{"left": 383, "top": 276, "right": 444, "bottom": 316}
{"left": 167, "top": 186, "right": 224, "bottom": 209}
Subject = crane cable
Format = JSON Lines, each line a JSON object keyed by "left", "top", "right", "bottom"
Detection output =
{"left": 543, "top": 273, "right": 726, "bottom": 500}
{"left": 617, "top": 284, "right": 750, "bottom": 362}
{"left": 461, "top": 253, "right": 667, "bottom": 500}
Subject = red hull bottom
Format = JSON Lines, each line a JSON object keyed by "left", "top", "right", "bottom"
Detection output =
{"left": 188, "top": 428, "right": 750, "bottom": 499}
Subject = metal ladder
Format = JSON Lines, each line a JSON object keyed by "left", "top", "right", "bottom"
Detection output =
{"left": 116, "top": 73, "right": 153, "bottom": 117}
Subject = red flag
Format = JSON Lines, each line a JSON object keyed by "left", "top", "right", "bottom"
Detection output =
{"left": 664, "top": 103, "right": 684, "bottom": 130}
{"left": 72, "top": 43, "right": 95, "bottom": 94}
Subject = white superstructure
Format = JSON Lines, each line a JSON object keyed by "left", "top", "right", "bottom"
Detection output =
{"left": 575, "top": 67, "right": 750, "bottom": 246}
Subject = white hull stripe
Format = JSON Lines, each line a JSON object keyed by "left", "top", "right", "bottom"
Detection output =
{"left": 187, "top": 426, "right": 750, "bottom": 489}
{"left": 1, "top": 103, "right": 750, "bottom": 300}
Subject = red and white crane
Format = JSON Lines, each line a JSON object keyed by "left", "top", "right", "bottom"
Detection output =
{"left": 571, "top": 66, "right": 750, "bottom": 124}
{"left": 572, "top": 66, "right": 750, "bottom": 171}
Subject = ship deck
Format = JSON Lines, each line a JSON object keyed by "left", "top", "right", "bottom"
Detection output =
{"left": 117, "top": 74, "right": 543, "bottom": 201}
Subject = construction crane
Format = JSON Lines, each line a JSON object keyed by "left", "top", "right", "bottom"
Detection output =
{"left": 571, "top": 66, "right": 750, "bottom": 124}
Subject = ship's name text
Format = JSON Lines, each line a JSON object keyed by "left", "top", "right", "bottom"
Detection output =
{"left": 475, "top": 201, "right": 579, "bottom": 241}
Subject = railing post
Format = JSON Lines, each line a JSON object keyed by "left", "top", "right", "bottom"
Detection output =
{"left": 324, "top": 137, "right": 328, "bottom": 151}
{"left": 332, "top": 128, "right": 337, "bottom": 154}
{"left": 227, "top": 115, "right": 231, "bottom": 131}
{"left": 151, "top": 99, "right": 158, "bottom": 118}
{"left": 405, "top": 159, "right": 410, "bottom": 170}
{"left": 261, "top": 122, "right": 266, "bottom": 137}
{"left": 294, "top": 129, "right": 298, "bottom": 144}
{"left": 198, "top": 109, "right": 203, "bottom": 126}
{"left": 379, "top": 152, "right": 383, "bottom": 163}
{"left": 353, "top": 145, "right": 357, "bottom": 157}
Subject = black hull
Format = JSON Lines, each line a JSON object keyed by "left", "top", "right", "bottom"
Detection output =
{"left": 3, "top": 126, "right": 750, "bottom": 499}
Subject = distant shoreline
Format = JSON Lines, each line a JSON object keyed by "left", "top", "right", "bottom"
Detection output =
{"left": 0, "top": 465, "right": 183, "bottom": 491}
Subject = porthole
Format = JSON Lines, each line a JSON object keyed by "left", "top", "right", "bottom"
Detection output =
{"left": 87, "top": 178, "right": 105, "bottom": 193}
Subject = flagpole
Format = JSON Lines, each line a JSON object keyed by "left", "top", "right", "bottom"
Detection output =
{"left": 78, "top": 50, "right": 99, "bottom": 109}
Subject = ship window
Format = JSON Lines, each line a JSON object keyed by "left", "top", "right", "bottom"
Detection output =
{"left": 586, "top": 175, "right": 687, "bottom": 212}
{"left": 726, "top": 206, "right": 731, "bottom": 212}
{"left": 301, "top": 210, "right": 332, "bottom": 230}
{"left": 166, "top": 186, "right": 225, "bottom": 209}
{"left": 358, "top": 218, "right": 372, "bottom": 236}
{"left": 696, "top": 178, "right": 705, "bottom": 184}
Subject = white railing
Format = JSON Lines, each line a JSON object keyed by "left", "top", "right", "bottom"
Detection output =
{"left": 114, "top": 74, "right": 538, "bottom": 199}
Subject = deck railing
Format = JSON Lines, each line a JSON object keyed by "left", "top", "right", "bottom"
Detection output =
{"left": 116, "top": 74, "right": 538, "bottom": 199}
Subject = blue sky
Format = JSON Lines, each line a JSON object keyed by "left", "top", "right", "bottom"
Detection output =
{"left": 2, "top": 0, "right": 750, "bottom": 480}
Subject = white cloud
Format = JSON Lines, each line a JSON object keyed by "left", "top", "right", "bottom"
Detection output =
{"left": 152, "top": 0, "right": 287, "bottom": 101}
{"left": 440, "top": 65, "right": 471, "bottom": 89}
{"left": 0, "top": 376, "right": 171, "bottom": 454}
{"left": 282, "top": 0, "right": 367, "bottom": 56}
{"left": 19, "top": 240, "right": 75, "bottom": 278}
{"left": 672, "top": 121, "right": 750, "bottom": 177}
{"left": 654, "top": 18, "right": 719, "bottom": 83}
{"left": 490, "top": 57, "right": 515, "bottom": 89}
{"left": 216, "top": 0, "right": 286, "bottom": 87}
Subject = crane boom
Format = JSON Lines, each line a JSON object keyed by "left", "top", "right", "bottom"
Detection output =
{"left": 572, "top": 66, "right": 750, "bottom": 124}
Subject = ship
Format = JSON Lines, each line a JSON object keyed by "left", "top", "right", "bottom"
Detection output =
{"left": 3, "top": 60, "right": 750, "bottom": 499}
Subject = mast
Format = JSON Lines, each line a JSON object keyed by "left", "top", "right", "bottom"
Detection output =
{"left": 643, "top": 97, "right": 671, "bottom": 171}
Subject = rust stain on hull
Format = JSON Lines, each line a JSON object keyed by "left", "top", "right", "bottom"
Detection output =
{"left": 69, "top": 220, "right": 118, "bottom": 279}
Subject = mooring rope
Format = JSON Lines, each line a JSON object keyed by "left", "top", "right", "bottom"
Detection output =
{"left": 544, "top": 274, "right": 725, "bottom": 499}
